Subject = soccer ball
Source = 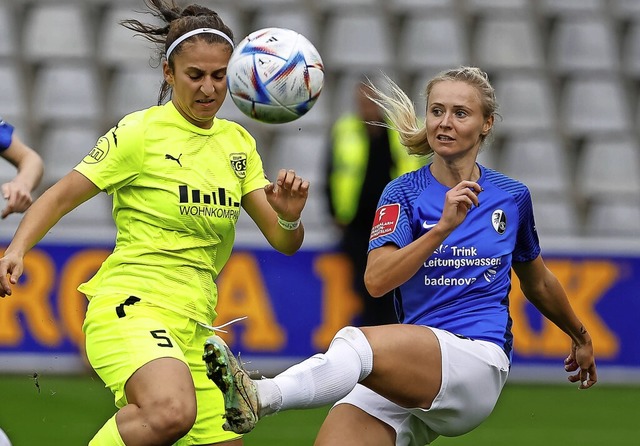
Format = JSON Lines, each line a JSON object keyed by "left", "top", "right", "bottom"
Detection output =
{"left": 0, "top": 428, "right": 11, "bottom": 446}
{"left": 226, "top": 27, "right": 324, "bottom": 124}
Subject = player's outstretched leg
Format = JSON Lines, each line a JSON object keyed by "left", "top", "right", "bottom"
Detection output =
{"left": 203, "top": 335, "right": 259, "bottom": 434}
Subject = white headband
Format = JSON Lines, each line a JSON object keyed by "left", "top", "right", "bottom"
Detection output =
{"left": 166, "top": 28, "right": 234, "bottom": 59}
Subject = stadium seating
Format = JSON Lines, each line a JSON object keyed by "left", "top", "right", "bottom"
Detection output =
{"left": 500, "top": 135, "right": 571, "bottom": 199}
{"left": 492, "top": 73, "right": 556, "bottom": 136}
{"left": 621, "top": 18, "right": 640, "bottom": 79}
{"left": 105, "top": 66, "right": 162, "bottom": 126}
{"left": 389, "top": 0, "right": 457, "bottom": 14}
{"left": 611, "top": 0, "right": 640, "bottom": 17}
{"left": 472, "top": 14, "right": 544, "bottom": 72}
{"left": 476, "top": 148, "right": 498, "bottom": 170}
{"left": 22, "top": 3, "right": 93, "bottom": 63}
{"left": 399, "top": 12, "right": 469, "bottom": 75}
{"left": 38, "top": 123, "right": 102, "bottom": 186}
{"left": 313, "top": 0, "right": 379, "bottom": 10}
{"left": 251, "top": 6, "right": 320, "bottom": 45}
{"left": 538, "top": 0, "right": 607, "bottom": 17}
{"left": 323, "top": 11, "right": 394, "bottom": 73}
{"left": 30, "top": 63, "right": 102, "bottom": 127}
{"left": 269, "top": 129, "right": 327, "bottom": 185}
{"left": 98, "top": 5, "right": 162, "bottom": 69}
{"left": 239, "top": 0, "right": 307, "bottom": 8}
{"left": 0, "top": 64, "right": 27, "bottom": 125}
{"left": 576, "top": 135, "right": 640, "bottom": 200}
{"left": 332, "top": 71, "right": 401, "bottom": 123}
{"left": 585, "top": 199, "right": 640, "bottom": 237}
{"left": 548, "top": 16, "right": 619, "bottom": 75}
{"left": 464, "top": 0, "right": 531, "bottom": 13}
{"left": 0, "top": 3, "right": 17, "bottom": 60}
{"left": 559, "top": 76, "right": 633, "bottom": 138}
{"left": 532, "top": 197, "right": 580, "bottom": 237}
{"left": 268, "top": 129, "right": 329, "bottom": 230}
{"left": 6, "top": 0, "right": 640, "bottom": 244}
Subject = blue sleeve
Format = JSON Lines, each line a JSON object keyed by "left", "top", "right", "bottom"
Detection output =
{"left": 0, "top": 118, "right": 14, "bottom": 152}
{"left": 513, "top": 186, "right": 541, "bottom": 263}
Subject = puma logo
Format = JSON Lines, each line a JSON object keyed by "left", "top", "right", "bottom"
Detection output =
{"left": 165, "top": 153, "right": 182, "bottom": 167}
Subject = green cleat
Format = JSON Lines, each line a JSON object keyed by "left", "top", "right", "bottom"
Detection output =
{"left": 203, "top": 335, "right": 259, "bottom": 434}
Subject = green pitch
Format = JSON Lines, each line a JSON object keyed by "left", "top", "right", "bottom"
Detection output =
{"left": 0, "top": 373, "right": 637, "bottom": 445}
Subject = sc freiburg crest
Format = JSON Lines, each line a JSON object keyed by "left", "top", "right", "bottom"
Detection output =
{"left": 230, "top": 153, "right": 247, "bottom": 179}
{"left": 492, "top": 209, "right": 507, "bottom": 235}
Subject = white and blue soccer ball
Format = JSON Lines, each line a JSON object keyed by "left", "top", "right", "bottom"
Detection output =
{"left": 227, "top": 27, "right": 324, "bottom": 124}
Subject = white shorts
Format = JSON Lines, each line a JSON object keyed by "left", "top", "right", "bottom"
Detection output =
{"left": 334, "top": 327, "right": 510, "bottom": 445}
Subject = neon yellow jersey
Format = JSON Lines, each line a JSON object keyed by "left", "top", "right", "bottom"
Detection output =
{"left": 75, "top": 102, "right": 269, "bottom": 323}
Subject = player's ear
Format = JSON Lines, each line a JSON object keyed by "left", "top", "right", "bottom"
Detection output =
{"left": 481, "top": 115, "right": 494, "bottom": 136}
{"left": 163, "top": 60, "right": 174, "bottom": 86}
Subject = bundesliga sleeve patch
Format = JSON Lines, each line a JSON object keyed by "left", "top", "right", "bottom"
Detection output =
{"left": 370, "top": 203, "right": 400, "bottom": 241}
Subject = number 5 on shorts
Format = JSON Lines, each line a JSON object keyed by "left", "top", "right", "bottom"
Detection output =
{"left": 150, "top": 329, "right": 174, "bottom": 348}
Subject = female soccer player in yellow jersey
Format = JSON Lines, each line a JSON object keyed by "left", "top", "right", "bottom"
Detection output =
{"left": 0, "top": 1, "right": 309, "bottom": 445}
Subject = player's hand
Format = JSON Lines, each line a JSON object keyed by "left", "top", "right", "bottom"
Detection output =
{"left": 564, "top": 340, "right": 597, "bottom": 389}
{"left": 438, "top": 180, "right": 482, "bottom": 231}
{"left": 1, "top": 181, "right": 34, "bottom": 218}
{"left": 264, "top": 168, "right": 310, "bottom": 222}
{"left": 0, "top": 251, "right": 24, "bottom": 297}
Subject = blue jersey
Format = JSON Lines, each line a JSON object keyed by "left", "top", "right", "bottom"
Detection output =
{"left": 0, "top": 118, "right": 14, "bottom": 152}
{"left": 369, "top": 163, "right": 540, "bottom": 361}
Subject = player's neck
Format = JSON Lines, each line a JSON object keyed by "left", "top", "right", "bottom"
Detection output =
{"left": 431, "top": 160, "right": 479, "bottom": 188}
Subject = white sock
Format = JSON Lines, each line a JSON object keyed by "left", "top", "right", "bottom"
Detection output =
{"left": 255, "top": 327, "right": 373, "bottom": 416}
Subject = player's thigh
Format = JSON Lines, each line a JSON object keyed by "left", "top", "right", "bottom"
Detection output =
{"left": 335, "top": 384, "right": 440, "bottom": 446}
{"left": 410, "top": 328, "right": 509, "bottom": 437}
{"left": 125, "top": 357, "right": 195, "bottom": 411}
{"left": 83, "top": 294, "right": 192, "bottom": 408}
{"left": 360, "top": 324, "right": 442, "bottom": 409}
{"left": 84, "top": 295, "right": 241, "bottom": 445}
{"left": 315, "top": 403, "right": 395, "bottom": 446}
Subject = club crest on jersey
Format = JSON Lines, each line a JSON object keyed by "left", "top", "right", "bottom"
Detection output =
{"left": 230, "top": 153, "right": 247, "bottom": 179}
{"left": 492, "top": 209, "right": 507, "bottom": 235}
{"left": 370, "top": 203, "right": 400, "bottom": 241}
{"left": 84, "top": 136, "right": 110, "bottom": 164}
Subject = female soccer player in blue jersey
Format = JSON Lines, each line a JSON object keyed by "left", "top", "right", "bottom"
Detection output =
{"left": 204, "top": 67, "right": 598, "bottom": 445}
{"left": 0, "top": 0, "right": 309, "bottom": 445}
{"left": 0, "top": 118, "right": 43, "bottom": 218}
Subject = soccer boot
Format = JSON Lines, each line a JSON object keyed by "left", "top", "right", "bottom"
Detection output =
{"left": 203, "top": 335, "right": 259, "bottom": 434}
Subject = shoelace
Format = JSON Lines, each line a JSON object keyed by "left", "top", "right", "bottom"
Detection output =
{"left": 198, "top": 316, "right": 248, "bottom": 333}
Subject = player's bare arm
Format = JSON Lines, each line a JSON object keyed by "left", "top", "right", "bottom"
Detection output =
{"left": 0, "top": 171, "right": 100, "bottom": 296}
{"left": 513, "top": 256, "right": 597, "bottom": 389}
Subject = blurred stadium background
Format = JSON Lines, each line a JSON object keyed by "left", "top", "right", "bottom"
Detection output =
{"left": 2, "top": 0, "right": 640, "bottom": 243}
{"left": 0, "top": 0, "right": 639, "bottom": 444}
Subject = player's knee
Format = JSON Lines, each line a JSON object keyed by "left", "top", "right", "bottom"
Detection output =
{"left": 332, "top": 326, "right": 365, "bottom": 345}
{"left": 332, "top": 326, "right": 373, "bottom": 380}
{"left": 146, "top": 396, "right": 197, "bottom": 441}
{"left": 332, "top": 326, "right": 373, "bottom": 352}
